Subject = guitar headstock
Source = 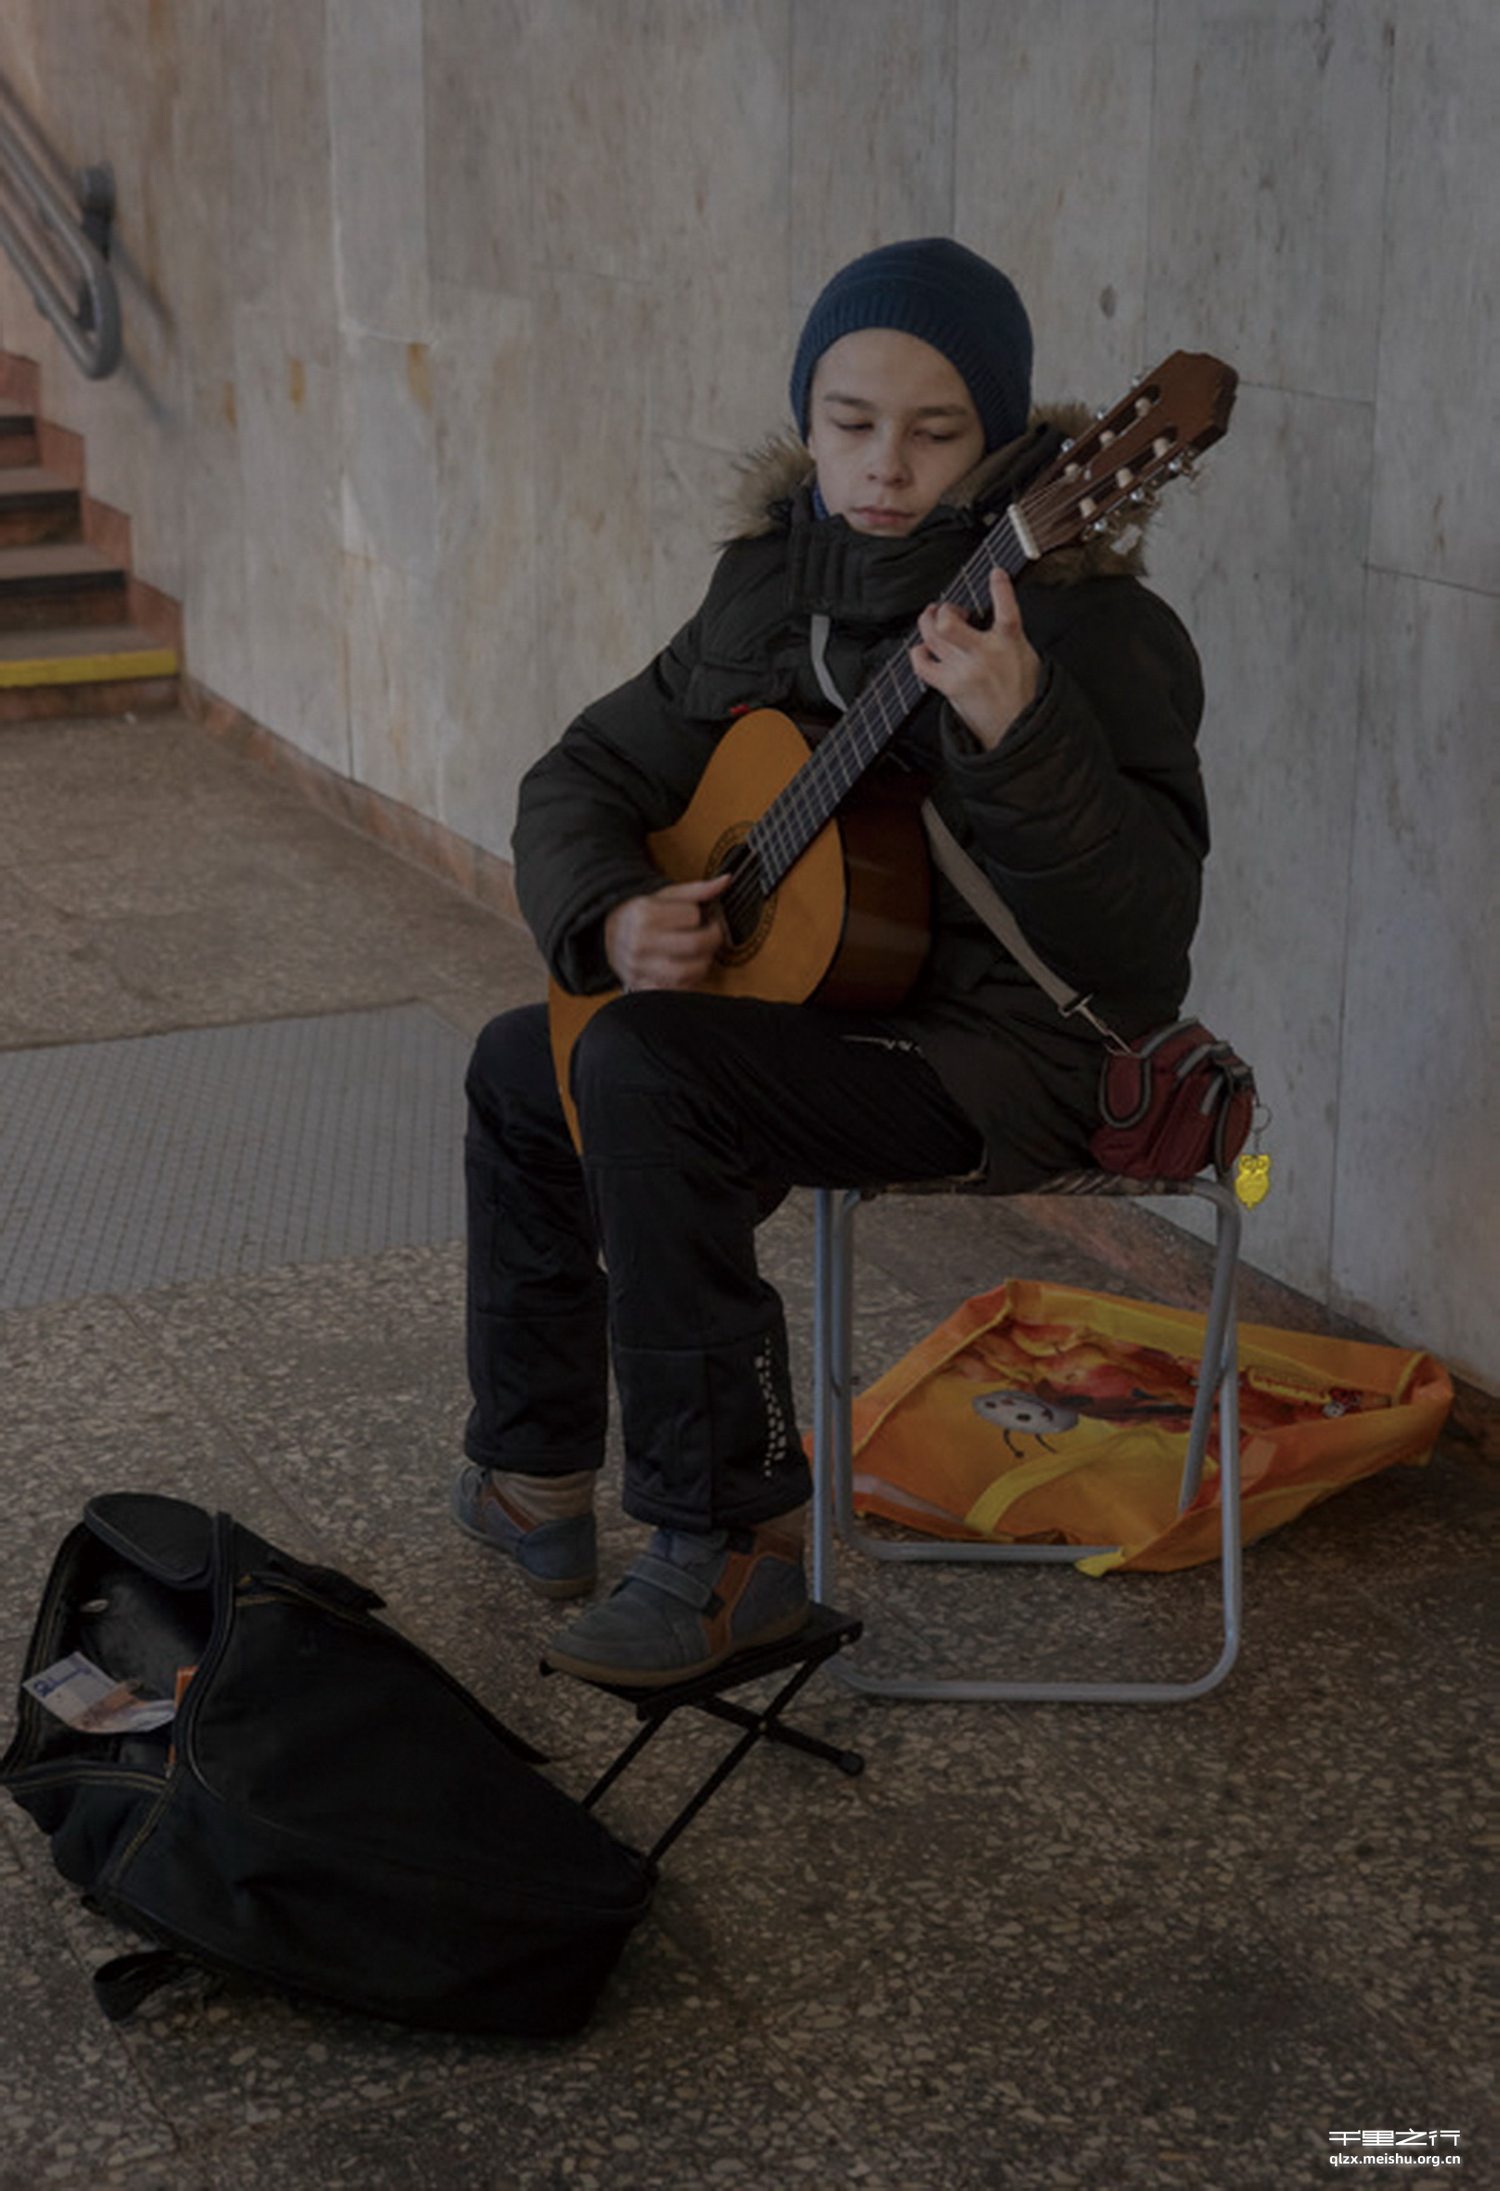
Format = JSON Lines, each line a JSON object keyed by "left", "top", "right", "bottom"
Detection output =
{"left": 1018, "top": 352, "right": 1237, "bottom": 557}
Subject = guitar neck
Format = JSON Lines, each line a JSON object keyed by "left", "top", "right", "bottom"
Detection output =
{"left": 748, "top": 504, "right": 1033, "bottom": 890}
{"left": 742, "top": 350, "right": 1240, "bottom": 891}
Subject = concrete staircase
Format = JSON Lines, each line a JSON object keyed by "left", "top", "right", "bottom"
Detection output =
{"left": 0, "top": 395, "right": 179, "bottom": 721}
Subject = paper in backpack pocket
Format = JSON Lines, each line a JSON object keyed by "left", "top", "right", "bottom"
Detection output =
{"left": 24, "top": 1651, "right": 177, "bottom": 1734}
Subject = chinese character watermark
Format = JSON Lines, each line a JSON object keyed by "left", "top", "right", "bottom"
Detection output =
{"left": 1328, "top": 2130, "right": 1464, "bottom": 2169}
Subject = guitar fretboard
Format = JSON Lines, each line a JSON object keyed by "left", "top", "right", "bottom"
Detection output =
{"left": 744, "top": 505, "right": 1032, "bottom": 893}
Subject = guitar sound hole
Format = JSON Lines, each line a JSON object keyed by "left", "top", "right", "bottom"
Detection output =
{"left": 711, "top": 838, "right": 771, "bottom": 963}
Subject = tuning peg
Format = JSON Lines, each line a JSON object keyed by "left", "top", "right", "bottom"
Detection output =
{"left": 1059, "top": 438, "right": 1074, "bottom": 454}
{"left": 1130, "top": 487, "right": 1147, "bottom": 504}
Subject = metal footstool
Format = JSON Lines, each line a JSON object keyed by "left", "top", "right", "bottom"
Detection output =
{"left": 541, "top": 1604, "right": 866, "bottom": 1862}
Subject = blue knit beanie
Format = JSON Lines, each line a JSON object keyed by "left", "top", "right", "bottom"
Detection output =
{"left": 789, "top": 237, "right": 1033, "bottom": 455}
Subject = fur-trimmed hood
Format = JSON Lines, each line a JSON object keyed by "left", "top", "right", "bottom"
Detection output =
{"left": 725, "top": 402, "right": 1147, "bottom": 583}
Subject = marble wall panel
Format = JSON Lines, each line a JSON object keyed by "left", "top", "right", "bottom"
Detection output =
{"left": 530, "top": 271, "right": 658, "bottom": 740}
{"left": 168, "top": 0, "right": 239, "bottom": 391}
{"left": 100, "top": 12, "right": 206, "bottom": 593}
{"left": 1149, "top": 0, "right": 1393, "bottom": 402}
{"left": 1332, "top": 572, "right": 1500, "bottom": 1386}
{"left": 0, "top": 261, "right": 30, "bottom": 356}
{"left": 327, "top": 0, "right": 429, "bottom": 336}
{"left": 1369, "top": 4, "right": 1500, "bottom": 594}
{"left": 527, "top": 0, "right": 659, "bottom": 286}
{"left": 181, "top": 0, "right": 331, "bottom": 374}
{"left": 651, "top": 434, "right": 743, "bottom": 644}
{"left": 789, "top": 0, "right": 957, "bottom": 317}
{"left": 428, "top": 288, "right": 538, "bottom": 857}
{"left": 74, "top": 310, "right": 189, "bottom": 609}
{"left": 955, "top": 0, "right": 1154, "bottom": 403}
{"left": 88, "top": 367, "right": 188, "bottom": 609}
{"left": 6, "top": 0, "right": 107, "bottom": 160}
{"left": 649, "top": 0, "right": 792, "bottom": 453}
{"left": 262, "top": 0, "right": 338, "bottom": 374}
{"left": 1144, "top": 384, "right": 1376, "bottom": 1298}
{"left": 0, "top": 0, "right": 43, "bottom": 335}
{"left": 0, "top": 0, "right": 50, "bottom": 350}
{"left": 179, "top": 374, "right": 251, "bottom": 708}
{"left": 344, "top": 553, "right": 443, "bottom": 819}
{"left": 0, "top": 0, "right": 47, "bottom": 122}
{"left": 430, "top": 290, "right": 534, "bottom": 581}
{"left": 655, "top": 265, "right": 794, "bottom": 459}
{"left": 423, "top": 0, "right": 530, "bottom": 297}
{"left": 339, "top": 329, "right": 441, "bottom": 583}
{"left": 436, "top": 615, "right": 536, "bottom": 860}
{"left": 217, "top": 0, "right": 281, "bottom": 334}
{"left": 232, "top": 308, "right": 349, "bottom": 774}
{"left": 90, "top": 1, "right": 181, "bottom": 365}
{"left": 651, "top": 0, "right": 790, "bottom": 276}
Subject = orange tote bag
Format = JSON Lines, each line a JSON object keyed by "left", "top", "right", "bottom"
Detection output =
{"left": 845, "top": 1280, "right": 1453, "bottom": 1574}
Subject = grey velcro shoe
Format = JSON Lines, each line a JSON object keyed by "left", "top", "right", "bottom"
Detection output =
{"left": 543, "top": 1520, "right": 809, "bottom": 1688}
{"left": 451, "top": 1462, "right": 597, "bottom": 1600}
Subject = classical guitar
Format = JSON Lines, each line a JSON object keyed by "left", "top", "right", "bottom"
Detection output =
{"left": 549, "top": 351, "right": 1237, "bottom": 1146}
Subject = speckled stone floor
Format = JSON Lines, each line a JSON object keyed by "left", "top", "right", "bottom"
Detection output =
{"left": 1, "top": 716, "right": 1495, "bottom": 2191}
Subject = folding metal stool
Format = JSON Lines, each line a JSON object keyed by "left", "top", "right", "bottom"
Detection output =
{"left": 809, "top": 1170, "right": 1245, "bottom": 1704}
{"left": 542, "top": 1605, "right": 866, "bottom": 1864}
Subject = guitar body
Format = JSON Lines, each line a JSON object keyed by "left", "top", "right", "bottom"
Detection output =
{"left": 548, "top": 707, "right": 931, "bottom": 1147}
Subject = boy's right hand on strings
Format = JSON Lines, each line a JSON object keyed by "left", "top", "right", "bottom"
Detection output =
{"left": 604, "top": 874, "right": 731, "bottom": 991}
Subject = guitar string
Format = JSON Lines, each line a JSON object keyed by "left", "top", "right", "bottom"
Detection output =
{"left": 760, "top": 538, "right": 1006, "bottom": 866}
{"left": 723, "top": 519, "right": 1022, "bottom": 931}
{"left": 718, "top": 399, "right": 1200, "bottom": 936}
{"left": 735, "top": 511, "right": 1029, "bottom": 909}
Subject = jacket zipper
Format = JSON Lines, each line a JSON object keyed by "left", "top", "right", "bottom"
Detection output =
{"left": 11, "top": 1762, "right": 164, "bottom": 1796}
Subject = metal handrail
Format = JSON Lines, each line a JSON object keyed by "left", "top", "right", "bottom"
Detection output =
{"left": 0, "top": 89, "right": 120, "bottom": 380}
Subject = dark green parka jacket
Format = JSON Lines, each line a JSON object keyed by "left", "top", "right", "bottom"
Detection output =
{"left": 513, "top": 419, "right": 1209, "bottom": 1190}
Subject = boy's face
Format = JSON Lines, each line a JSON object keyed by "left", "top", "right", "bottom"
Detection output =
{"left": 804, "top": 328, "right": 986, "bottom": 537}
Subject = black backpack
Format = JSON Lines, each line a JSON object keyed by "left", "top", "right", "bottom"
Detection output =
{"left": 0, "top": 1494, "right": 653, "bottom": 2035}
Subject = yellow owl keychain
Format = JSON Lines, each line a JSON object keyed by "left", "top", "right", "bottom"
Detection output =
{"left": 1235, "top": 1108, "right": 1273, "bottom": 1208}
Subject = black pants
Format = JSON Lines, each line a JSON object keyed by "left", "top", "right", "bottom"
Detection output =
{"left": 463, "top": 994, "right": 984, "bottom": 1531}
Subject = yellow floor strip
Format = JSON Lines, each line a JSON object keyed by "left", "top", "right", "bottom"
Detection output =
{"left": 0, "top": 647, "right": 178, "bottom": 687}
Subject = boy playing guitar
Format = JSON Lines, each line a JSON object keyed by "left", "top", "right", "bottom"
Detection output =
{"left": 454, "top": 239, "right": 1225, "bottom": 1686}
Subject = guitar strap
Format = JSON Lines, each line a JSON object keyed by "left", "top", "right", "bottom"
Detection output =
{"left": 919, "top": 805, "right": 1124, "bottom": 1052}
{"left": 807, "top": 612, "right": 848, "bottom": 714}
{"left": 807, "top": 612, "right": 1121, "bottom": 1051}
